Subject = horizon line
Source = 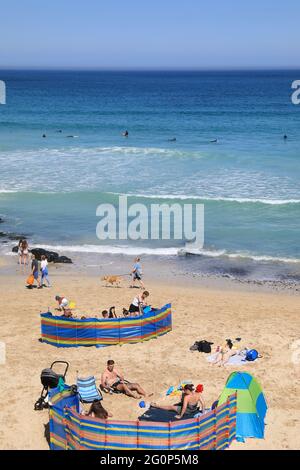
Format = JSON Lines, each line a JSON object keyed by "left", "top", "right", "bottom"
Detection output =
{"left": 0, "top": 65, "right": 300, "bottom": 72}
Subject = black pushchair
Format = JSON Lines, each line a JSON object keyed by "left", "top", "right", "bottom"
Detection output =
{"left": 34, "top": 361, "right": 69, "bottom": 410}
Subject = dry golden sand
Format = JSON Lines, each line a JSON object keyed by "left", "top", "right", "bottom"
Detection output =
{"left": 0, "top": 265, "right": 300, "bottom": 450}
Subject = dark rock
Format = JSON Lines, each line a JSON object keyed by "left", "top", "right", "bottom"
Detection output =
{"left": 55, "top": 255, "right": 72, "bottom": 264}
{"left": 11, "top": 245, "right": 72, "bottom": 263}
{"left": 30, "top": 248, "right": 59, "bottom": 262}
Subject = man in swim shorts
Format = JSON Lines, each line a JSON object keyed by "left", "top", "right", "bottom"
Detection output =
{"left": 100, "top": 360, "right": 150, "bottom": 398}
{"left": 130, "top": 257, "right": 145, "bottom": 289}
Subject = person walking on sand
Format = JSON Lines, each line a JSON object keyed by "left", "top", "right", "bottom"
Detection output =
{"left": 31, "top": 254, "right": 41, "bottom": 288}
{"left": 130, "top": 257, "right": 145, "bottom": 289}
{"left": 40, "top": 255, "right": 51, "bottom": 287}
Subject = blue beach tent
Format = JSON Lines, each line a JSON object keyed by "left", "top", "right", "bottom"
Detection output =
{"left": 218, "top": 371, "right": 267, "bottom": 441}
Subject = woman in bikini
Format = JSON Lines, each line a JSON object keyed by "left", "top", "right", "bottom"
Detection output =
{"left": 151, "top": 383, "right": 205, "bottom": 419}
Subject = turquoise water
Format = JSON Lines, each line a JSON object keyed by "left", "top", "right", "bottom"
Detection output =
{"left": 0, "top": 70, "right": 300, "bottom": 280}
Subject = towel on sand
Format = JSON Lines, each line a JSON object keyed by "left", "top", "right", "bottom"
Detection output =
{"left": 207, "top": 350, "right": 257, "bottom": 365}
{"left": 139, "top": 406, "right": 206, "bottom": 422}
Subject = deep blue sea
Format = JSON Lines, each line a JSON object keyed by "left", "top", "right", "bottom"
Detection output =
{"left": 0, "top": 70, "right": 300, "bottom": 281}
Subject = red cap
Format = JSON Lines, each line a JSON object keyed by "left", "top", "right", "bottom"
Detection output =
{"left": 196, "top": 384, "right": 203, "bottom": 393}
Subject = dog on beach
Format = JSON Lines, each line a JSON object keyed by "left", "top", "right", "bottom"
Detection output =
{"left": 101, "top": 275, "right": 122, "bottom": 287}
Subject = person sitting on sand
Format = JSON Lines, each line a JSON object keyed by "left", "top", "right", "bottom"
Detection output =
{"left": 151, "top": 383, "right": 205, "bottom": 420}
{"left": 87, "top": 399, "right": 112, "bottom": 419}
{"left": 129, "top": 291, "right": 149, "bottom": 315}
{"left": 109, "top": 306, "right": 117, "bottom": 318}
{"left": 55, "top": 295, "right": 69, "bottom": 312}
{"left": 130, "top": 257, "right": 145, "bottom": 289}
{"left": 101, "top": 360, "right": 150, "bottom": 399}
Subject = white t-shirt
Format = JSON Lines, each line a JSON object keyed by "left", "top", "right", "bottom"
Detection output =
{"left": 41, "top": 259, "right": 48, "bottom": 270}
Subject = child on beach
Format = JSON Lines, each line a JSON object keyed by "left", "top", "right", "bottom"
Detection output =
{"left": 40, "top": 255, "right": 51, "bottom": 287}
{"left": 55, "top": 295, "right": 69, "bottom": 312}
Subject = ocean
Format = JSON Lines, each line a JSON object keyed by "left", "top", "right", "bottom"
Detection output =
{"left": 0, "top": 69, "right": 300, "bottom": 282}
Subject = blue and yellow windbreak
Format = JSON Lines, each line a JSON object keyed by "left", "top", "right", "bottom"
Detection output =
{"left": 49, "top": 385, "right": 237, "bottom": 451}
{"left": 41, "top": 303, "right": 172, "bottom": 348}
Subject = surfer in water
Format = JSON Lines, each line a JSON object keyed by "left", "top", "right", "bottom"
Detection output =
{"left": 122, "top": 130, "right": 129, "bottom": 137}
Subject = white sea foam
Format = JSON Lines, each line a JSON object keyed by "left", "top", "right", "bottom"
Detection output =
{"left": 22, "top": 243, "right": 300, "bottom": 264}
{"left": 181, "top": 247, "right": 300, "bottom": 264}
{"left": 30, "top": 243, "right": 179, "bottom": 256}
{"left": 112, "top": 192, "right": 300, "bottom": 206}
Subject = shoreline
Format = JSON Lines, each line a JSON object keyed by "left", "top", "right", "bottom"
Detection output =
{"left": 1, "top": 250, "right": 300, "bottom": 296}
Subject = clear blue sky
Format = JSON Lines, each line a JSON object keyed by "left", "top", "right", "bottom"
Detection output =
{"left": 1, "top": 0, "right": 299, "bottom": 69}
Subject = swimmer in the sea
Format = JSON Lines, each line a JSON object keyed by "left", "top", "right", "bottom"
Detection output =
{"left": 168, "top": 137, "right": 176, "bottom": 142}
{"left": 122, "top": 130, "right": 129, "bottom": 137}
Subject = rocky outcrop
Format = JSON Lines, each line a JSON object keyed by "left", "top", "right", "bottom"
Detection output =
{"left": 11, "top": 246, "right": 72, "bottom": 263}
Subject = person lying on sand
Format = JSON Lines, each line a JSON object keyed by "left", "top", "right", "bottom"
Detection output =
{"left": 151, "top": 383, "right": 205, "bottom": 419}
{"left": 211, "top": 339, "right": 238, "bottom": 366}
{"left": 100, "top": 360, "right": 151, "bottom": 399}
{"left": 86, "top": 400, "right": 113, "bottom": 419}
{"left": 129, "top": 291, "right": 149, "bottom": 315}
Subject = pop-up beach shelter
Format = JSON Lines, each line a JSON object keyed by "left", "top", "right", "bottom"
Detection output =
{"left": 218, "top": 372, "right": 267, "bottom": 441}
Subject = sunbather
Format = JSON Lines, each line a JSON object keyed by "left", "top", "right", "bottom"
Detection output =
{"left": 151, "top": 383, "right": 205, "bottom": 419}
{"left": 211, "top": 339, "right": 238, "bottom": 366}
{"left": 100, "top": 360, "right": 149, "bottom": 399}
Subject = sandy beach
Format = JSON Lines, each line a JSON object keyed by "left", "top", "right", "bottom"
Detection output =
{"left": 0, "top": 255, "right": 299, "bottom": 450}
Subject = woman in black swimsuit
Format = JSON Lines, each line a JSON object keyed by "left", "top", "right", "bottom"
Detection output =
{"left": 151, "top": 384, "right": 205, "bottom": 419}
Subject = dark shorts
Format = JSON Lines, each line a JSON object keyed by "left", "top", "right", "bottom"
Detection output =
{"left": 33, "top": 271, "right": 39, "bottom": 280}
{"left": 133, "top": 273, "right": 142, "bottom": 280}
{"left": 129, "top": 304, "right": 140, "bottom": 313}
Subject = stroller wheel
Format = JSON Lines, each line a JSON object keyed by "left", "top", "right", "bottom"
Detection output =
{"left": 34, "top": 397, "right": 48, "bottom": 411}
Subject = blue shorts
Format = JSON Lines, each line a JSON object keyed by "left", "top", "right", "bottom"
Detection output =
{"left": 33, "top": 271, "right": 39, "bottom": 280}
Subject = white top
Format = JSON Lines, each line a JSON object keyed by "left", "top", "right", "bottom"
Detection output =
{"left": 41, "top": 259, "right": 48, "bottom": 270}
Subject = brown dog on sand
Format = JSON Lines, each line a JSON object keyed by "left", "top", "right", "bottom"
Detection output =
{"left": 101, "top": 275, "right": 122, "bottom": 287}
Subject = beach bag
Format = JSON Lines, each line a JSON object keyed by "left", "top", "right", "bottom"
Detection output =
{"left": 190, "top": 340, "right": 213, "bottom": 353}
{"left": 246, "top": 349, "right": 259, "bottom": 361}
{"left": 26, "top": 274, "right": 34, "bottom": 285}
